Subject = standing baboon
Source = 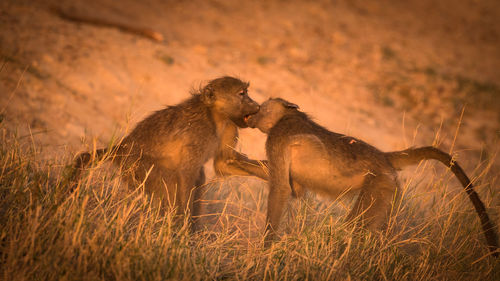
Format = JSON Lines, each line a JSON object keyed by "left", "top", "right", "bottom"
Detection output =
{"left": 73, "top": 77, "right": 268, "bottom": 230}
{"left": 235, "top": 98, "right": 498, "bottom": 256}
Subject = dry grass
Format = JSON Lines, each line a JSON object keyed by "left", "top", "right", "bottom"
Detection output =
{"left": 0, "top": 129, "right": 499, "bottom": 281}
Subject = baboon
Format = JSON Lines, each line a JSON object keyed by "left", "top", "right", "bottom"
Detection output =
{"left": 73, "top": 77, "right": 268, "bottom": 230}
{"left": 234, "top": 98, "right": 498, "bottom": 256}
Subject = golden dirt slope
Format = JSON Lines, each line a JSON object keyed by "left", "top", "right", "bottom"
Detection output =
{"left": 1, "top": 0, "right": 499, "bottom": 190}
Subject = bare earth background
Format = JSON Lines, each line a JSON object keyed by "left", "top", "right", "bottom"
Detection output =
{"left": 1, "top": 0, "right": 499, "bottom": 224}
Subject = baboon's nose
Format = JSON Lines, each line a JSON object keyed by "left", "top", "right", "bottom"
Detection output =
{"left": 247, "top": 100, "right": 260, "bottom": 116}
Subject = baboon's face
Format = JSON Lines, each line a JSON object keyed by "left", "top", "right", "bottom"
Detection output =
{"left": 246, "top": 98, "right": 297, "bottom": 134}
{"left": 206, "top": 77, "right": 260, "bottom": 128}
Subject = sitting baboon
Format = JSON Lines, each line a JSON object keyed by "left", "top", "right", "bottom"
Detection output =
{"left": 72, "top": 77, "right": 268, "bottom": 230}
{"left": 236, "top": 98, "right": 498, "bottom": 256}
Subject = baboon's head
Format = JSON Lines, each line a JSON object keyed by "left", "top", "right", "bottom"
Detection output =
{"left": 201, "top": 76, "right": 260, "bottom": 128}
{"left": 245, "top": 98, "right": 299, "bottom": 134}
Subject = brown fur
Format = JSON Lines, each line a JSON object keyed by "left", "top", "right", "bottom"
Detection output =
{"left": 72, "top": 77, "right": 268, "bottom": 230}
{"left": 240, "top": 98, "right": 498, "bottom": 256}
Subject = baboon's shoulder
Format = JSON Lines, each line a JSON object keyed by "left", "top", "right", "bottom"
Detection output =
{"left": 125, "top": 95, "right": 215, "bottom": 144}
{"left": 270, "top": 113, "right": 310, "bottom": 133}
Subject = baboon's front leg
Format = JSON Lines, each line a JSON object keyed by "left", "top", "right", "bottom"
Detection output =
{"left": 264, "top": 185, "right": 291, "bottom": 246}
{"left": 175, "top": 170, "right": 200, "bottom": 219}
{"left": 214, "top": 123, "right": 269, "bottom": 180}
{"left": 264, "top": 156, "right": 292, "bottom": 246}
{"left": 191, "top": 168, "right": 206, "bottom": 232}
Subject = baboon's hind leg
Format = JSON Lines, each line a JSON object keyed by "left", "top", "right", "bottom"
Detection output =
{"left": 345, "top": 173, "right": 398, "bottom": 231}
{"left": 141, "top": 161, "right": 178, "bottom": 211}
{"left": 120, "top": 156, "right": 174, "bottom": 210}
{"left": 128, "top": 159, "right": 204, "bottom": 229}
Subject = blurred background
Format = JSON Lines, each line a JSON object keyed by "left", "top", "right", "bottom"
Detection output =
{"left": 1, "top": 0, "right": 499, "bottom": 185}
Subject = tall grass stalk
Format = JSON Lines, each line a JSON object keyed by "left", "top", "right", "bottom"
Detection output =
{"left": 0, "top": 130, "right": 498, "bottom": 280}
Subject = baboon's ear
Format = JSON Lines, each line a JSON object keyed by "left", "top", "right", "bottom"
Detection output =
{"left": 285, "top": 102, "right": 299, "bottom": 109}
{"left": 201, "top": 86, "right": 215, "bottom": 105}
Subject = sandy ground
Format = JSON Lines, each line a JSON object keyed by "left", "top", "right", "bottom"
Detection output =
{"left": 1, "top": 0, "right": 499, "bottom": 205}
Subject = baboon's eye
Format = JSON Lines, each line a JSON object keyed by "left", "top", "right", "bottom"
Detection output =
{"left": 238, "top": 91, "right": 246, "bottom": 96}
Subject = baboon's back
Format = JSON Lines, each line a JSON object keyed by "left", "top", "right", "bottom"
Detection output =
{"left": 116, "top": 95, "right": 218, "bottom": 169}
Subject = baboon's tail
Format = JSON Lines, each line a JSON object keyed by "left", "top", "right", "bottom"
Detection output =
{"left": 386, "top": 146, "right": 499, "bottom": 257}
{"left": 68, "top": 146, "right": 116, "bottom": 191}
{"left": 74, "top": 148, "right": 110, "bottom": 169}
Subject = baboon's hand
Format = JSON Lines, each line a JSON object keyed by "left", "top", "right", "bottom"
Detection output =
{"left": 225, "top": 158, "right": 243, "bottom": 166}
{"left": 222, "top": 157, "right": 269, "bottom": 180}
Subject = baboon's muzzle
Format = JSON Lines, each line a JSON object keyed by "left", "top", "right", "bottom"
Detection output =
{"left": 236, "top": 99, "right": 260, "bottom": 128}
{"left": 243, "top": 113, "right": 259, "bottom": 128}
